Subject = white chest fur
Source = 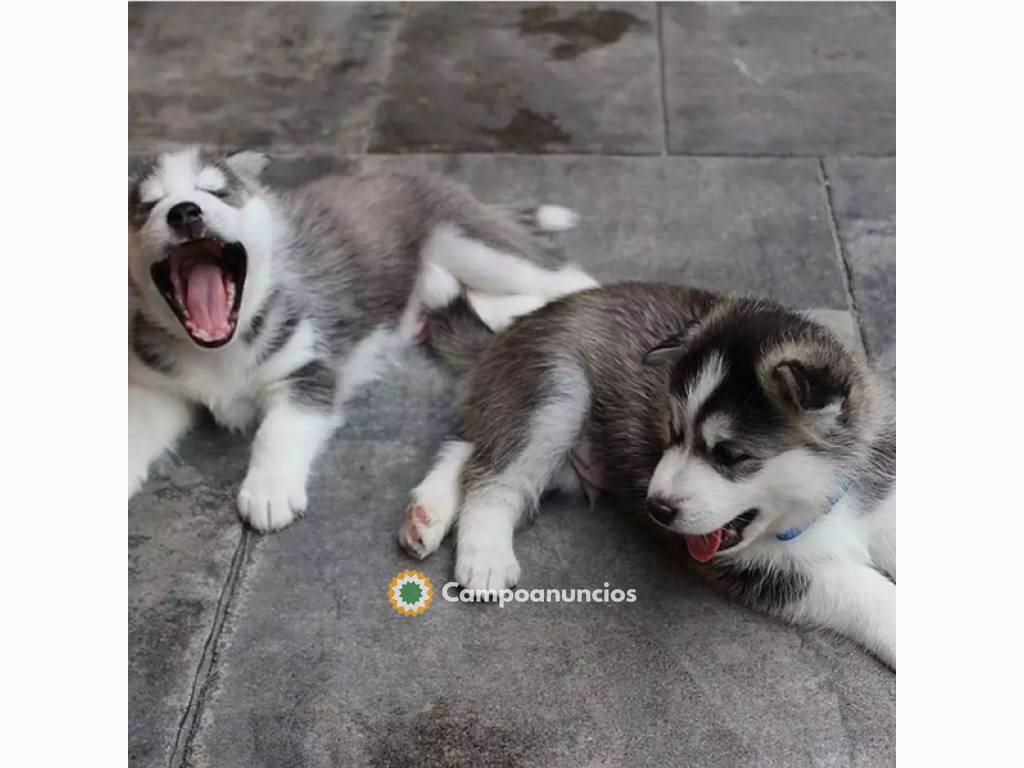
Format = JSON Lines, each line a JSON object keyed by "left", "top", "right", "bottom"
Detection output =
{"left": 729, "top": 482, "right": 897, "bottom": 574}
{"left": 130, "top": 317, "right": 319, "bottom": 428}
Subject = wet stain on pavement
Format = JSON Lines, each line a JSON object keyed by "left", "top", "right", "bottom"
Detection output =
{"left": 482, "top": 108, "right": 571, "bottom": 151}
{"left": 519, "top": 4, "right": 643, "bottom": 61}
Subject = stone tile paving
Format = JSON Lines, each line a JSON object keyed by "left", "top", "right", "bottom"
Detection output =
{"left": 129, "top": 3, "right": 895, "bottom": 766}
{"left": 661, "top": 3, "right": 896, "bottom": 156}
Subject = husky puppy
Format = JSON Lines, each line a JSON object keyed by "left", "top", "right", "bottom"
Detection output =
{"left": 128, "top": 146, "right": 595, "bottom": 531}
{"left": 400, "top": 282, "right": 896, "bottom": 668}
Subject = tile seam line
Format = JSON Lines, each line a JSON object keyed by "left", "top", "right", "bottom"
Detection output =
{"left": 818, "top": 157, "right": 871, "bottom": 357}
{"left": 357, "top": 151, "right": 897, "bottom": 160}
{"left": 656, "top": 3, "right": 670, "bottom": 156}
{"left": 128, "top": 146, "right": 897, "bottom": 161}
{"left": 361, "top": 5, "right": 409, "bottom": 154}
{"left": 167, "top": 529, "right": 253, "bottom": 768}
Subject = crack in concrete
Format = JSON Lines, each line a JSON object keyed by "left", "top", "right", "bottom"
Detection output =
{"left": 167, "top": 529, "right": 254, "bottom": 768}
{"left": 818, "top": 158, "right": 871, "bottom": 358}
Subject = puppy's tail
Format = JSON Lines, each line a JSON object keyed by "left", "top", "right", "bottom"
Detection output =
{"left": 425, "top": 293, "right": 496, "bottom": 375}
{"left": 510, "top": 203, "right": 580, "bottom": 235}
{"left": 419, "top": 262, "right": 546, "bottom": 374}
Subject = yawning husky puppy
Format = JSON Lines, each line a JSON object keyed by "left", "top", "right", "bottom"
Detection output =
{"left": 400, "top": 282, "right": 896, "bottom": 668}
{"left": 128, "top": 146, "right": 595, "bottom": 531}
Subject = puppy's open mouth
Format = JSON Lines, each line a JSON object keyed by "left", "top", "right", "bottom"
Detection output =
{"left": 150, "top": 239, "right": 247, "bottom": 348}
{"left": 685, "top": 510, "right": 758, "bottom": 564}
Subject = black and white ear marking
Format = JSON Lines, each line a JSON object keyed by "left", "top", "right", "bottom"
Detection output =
{"left": 643, "top": 332, "right": 687, "bottom": 366}
{"left": 128, "top": 165, "right": 144, "bottom": 209}
{"left": 128, "top": 155, "right": 153, "bottom": 187}
{"left": 771, "top": 360, "right": 846, "bottom": 414}
{"left": 225, "top": 150, "right": 270, "bottom": 179}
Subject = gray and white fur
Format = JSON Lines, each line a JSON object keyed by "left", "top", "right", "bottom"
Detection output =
{"left": 401, "top": 282, "right": 896, "bottom": 668}
{"left": 128, "top": 146, "right": 596, "bottom": 531}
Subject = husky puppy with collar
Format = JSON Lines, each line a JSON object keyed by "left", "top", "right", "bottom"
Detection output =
{"left": 400, "top": 282, "right": 896, "bottom": 668}
{"left": 128, "top": 146, "right": 595, "bottom": 531}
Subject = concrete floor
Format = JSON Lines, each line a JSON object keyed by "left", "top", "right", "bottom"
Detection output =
{"left": 128, "top": 4, "right": 896, "bottom": 767}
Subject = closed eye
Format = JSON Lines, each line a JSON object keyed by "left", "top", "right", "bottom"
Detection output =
{"left": 711, "top": 441, "right": 754, "bottom": 468}
{"left": 202, "top": 188, "right": 230, "bottom": 200}
{"left": 137, "top": 200, "right": 157, "bottom": 217}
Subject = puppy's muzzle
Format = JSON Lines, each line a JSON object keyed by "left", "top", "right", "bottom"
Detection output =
{"left": 167, "top": 201, "right": 206, "bottom": 240}
{"left": 646, "top": 496, "right": 680, "bottom": 526}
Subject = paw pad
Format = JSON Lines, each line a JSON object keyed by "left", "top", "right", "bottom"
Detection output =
{"left": 409, "top": 504, "right": 431, "bottom": 524}
{"left": 406, "top": 522, "right": 424, "bottom": 546}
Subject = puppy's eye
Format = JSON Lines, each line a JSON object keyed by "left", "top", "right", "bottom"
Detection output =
{"left": 136, "top": 201, "right": 157, "bottom": 218}
{"left": 204, "top": 188, "right": 230, "bottom": 200}
{"left": 712, "top": 441, "right": 752, "bottom": 467}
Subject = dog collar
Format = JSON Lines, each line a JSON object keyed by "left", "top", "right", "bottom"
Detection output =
{"left": 775, "top": 484, "right": 853, "bottom": 542}
{"left": 776, "top": 527, "right": 804, "bottom": 541}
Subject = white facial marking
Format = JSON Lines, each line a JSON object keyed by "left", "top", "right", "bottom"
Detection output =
{"left": 160, "top": 146, "right": 201, "bottom": 197}
{"left": 701, "top": 412, "right": 733, "bottom": 449}
{"left": 684, "top": 353, "right": 726, "bottom": 424}
{"left": 648, "top": 445, "right": 688, "bottom": 501}
{"left": 197, "top": 166, "right": 227, "bottom": 193}
{"left": 139, "top": 177, "right": 165, "bottom": 204}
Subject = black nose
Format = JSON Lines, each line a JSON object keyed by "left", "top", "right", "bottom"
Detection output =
{"left": 647, "top": 497, "right": 679, "bottom": 526}
{"left": 166, "top": 201, "right": 203, "bottom": 236}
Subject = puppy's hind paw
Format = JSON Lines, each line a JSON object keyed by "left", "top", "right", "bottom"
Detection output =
{"left": 398, "top": 504, "right": 446, "bottom": 560}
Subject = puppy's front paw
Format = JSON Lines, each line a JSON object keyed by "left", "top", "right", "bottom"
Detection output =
{"left": 237, "top": 470, "right": 308, "bottom": 532}
{"left": 883, "top": 646, "right": 896, "bottom": 670}
{"left": 875, "top": 629, "right": 896, "bottom": 670}
{"left": 398, "top": 503, "right": 447, "bottom": 560}
{"left": 455, "top": 545, "right": 521, "bottom": 592}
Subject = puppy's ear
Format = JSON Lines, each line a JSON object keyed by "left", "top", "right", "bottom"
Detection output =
{"left": 770, "top": 360, "right": 847, "bottom": 419}
{"left": 128, "top": 155, "right": 153, "bottom": 195}
{"left": 127, "top": 161, "right": 144, "bottom": 217}
{"left": 643, "top": 332, "right": 687, "bottom": 366}
{"left": 128, "top": 155, "right": 149, "bottom": 184}
{"left": 127, "top": 157, "right": 149, "bottom": 216}
{"left": 225, "top": 150, "right": 270, "bottom": 180}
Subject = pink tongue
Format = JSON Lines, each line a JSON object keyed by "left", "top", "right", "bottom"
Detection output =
{"left": 185, "top": 264, "right": 229, "bottom": 335}
{"left": 685, "top": 529, "right": 723, "bottom": 563}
